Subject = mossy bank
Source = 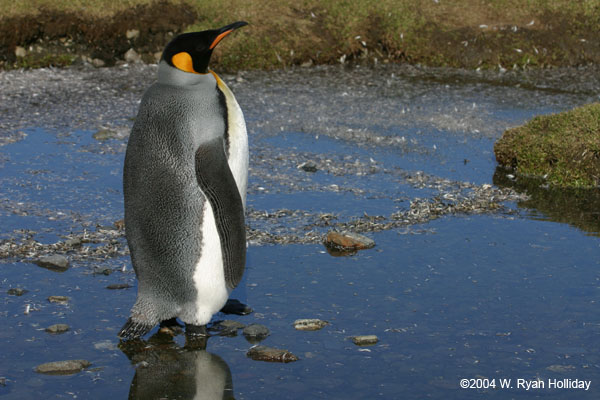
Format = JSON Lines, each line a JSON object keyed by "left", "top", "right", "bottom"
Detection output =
{"left": 495, "top": 103, "right": 600, "bottom": 188}
{"left": 1, "top": 0, "right": 600, "bottom": 71}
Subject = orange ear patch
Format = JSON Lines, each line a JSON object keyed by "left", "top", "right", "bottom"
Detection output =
{"left": 172, "top": 51, "right": 197, "bottom": 74}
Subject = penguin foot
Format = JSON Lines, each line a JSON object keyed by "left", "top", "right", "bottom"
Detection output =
{"left": 220, "top": 299, "right": 253, "bottom": 315}
{"left": 118, "top": 317, "right": 154, "bottom": 340}
{"left": 159, "top": 318, "right": 183, "bottom": 336}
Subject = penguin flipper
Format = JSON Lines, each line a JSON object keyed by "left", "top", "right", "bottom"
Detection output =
{"left": 195, "top": 137, "right": 246, "bottom": 289}
{"left": 118, "top": 317, "right": 154, "bottom": 340}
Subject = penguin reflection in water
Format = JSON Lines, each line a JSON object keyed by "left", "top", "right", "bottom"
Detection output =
{"left": 120, "top": 334, "right": 234, "bottom": 399}
{"left": 119, "top": 22, "right": 250, "bottom": 340}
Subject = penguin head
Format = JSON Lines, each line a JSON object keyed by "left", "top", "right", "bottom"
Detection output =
{"left": 162, "top": 21, "right": 248, "bottom": 74}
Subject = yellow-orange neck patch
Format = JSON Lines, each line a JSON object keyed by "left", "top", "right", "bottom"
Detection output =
{"left": 172, "top": 51, "right": 198, "bottom": 74}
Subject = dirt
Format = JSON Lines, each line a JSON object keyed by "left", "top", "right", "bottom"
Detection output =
{"left": 0, "top": 1, "right": 197, "bottom": 68}
{"left": 1, "top": 2, "right": 600, "bottom": 70}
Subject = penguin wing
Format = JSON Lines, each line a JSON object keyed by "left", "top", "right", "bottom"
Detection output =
{"left": 195, "top": 137, "right": 246, "bottom": 289}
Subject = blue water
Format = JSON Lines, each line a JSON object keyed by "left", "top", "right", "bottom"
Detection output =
{"left": 1, "top": 71, "right": 599, "bottom": 399}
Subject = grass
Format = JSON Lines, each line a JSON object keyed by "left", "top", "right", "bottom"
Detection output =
{"left": 494, "top": 103, "right": 600, "bottom": 188}
{"left": 1, "top": 0, "right": 599, "bottom": 70}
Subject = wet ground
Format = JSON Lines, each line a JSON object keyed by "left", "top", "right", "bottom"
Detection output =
{"left": 1, "top": 63, "right": 599, "bottom": 399}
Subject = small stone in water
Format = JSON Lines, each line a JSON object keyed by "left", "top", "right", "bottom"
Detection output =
{"left": 247, "top": 345, "right": 298, "bottom": 363}
{"left": 219, "top": 320, "right": 246, "bottom": 330}
{"left": 293, "top": 319, "right": 329, "bottom": 331}
{"left": 34, "top": 255, "right": 69, "bottom": 271}
{"left": 45, "top": 324, "right": 69, "bottom": 334}
{"left": 7, "top": 288, "right": 28, "bottom": 296}
{"left": 35, "top": 360, "right": 91, "bottom": 375}
{"left": 324, "top": 231, "right": 375, "bottom": 252}
{"left": 47, "top": 296, "right": 69, "bottom": 304}
{"left": 243, "top": 324, "right": 270, "bottom": 342}
{"left": 298, "top": 161, "right": 318, "bottom": 172}
{"left": 106, "top": 283, "right": 131, "bottom": 290}
{"left": 351, "top": 335, "right": 379, "bottom": 346}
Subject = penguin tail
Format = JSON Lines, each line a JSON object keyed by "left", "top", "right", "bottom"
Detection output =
{"left": 118, "top": 317, "right": 154, "bottom": 340}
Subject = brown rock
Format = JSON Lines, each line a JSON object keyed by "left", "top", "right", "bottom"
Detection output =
{"left": 247, "top": 346, "right": 298, "bottom": 363}
{"left": 45, "top": 324, "right": 70, "bottom": 334}
{"left": 35, "top": 360, "right": 91, "bottom": 375}
{"left": 47, "top": 296, "right": 69, "bottom": 304}
{"left": 351, "top": 335, "right": 379, "bottom": 346}
{"left": 293, "top": 319, "right": 329, "bottom": 331}
{"left": 324, "top": 231, "right": 375, "bottom": 252}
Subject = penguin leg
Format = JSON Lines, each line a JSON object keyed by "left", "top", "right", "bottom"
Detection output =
{"left": 185, "top": 323, "right": 209, "bottom": 337}
{"left": 159, "top": 318, "right": 183, "bottom": 336}
{"left": 118, "top": 317, "right": 154, "bottom": 340}
{"left": 220, "top": 299, "right": 253, "bottom": 315}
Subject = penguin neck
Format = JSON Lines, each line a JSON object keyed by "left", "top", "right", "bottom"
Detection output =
{"left": 157, "top": 60, "right": 216, "bottom": 88}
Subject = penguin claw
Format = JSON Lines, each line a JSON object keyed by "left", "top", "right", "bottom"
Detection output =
{"left": 118, "top": 317, "right": 154, "bottom": 340}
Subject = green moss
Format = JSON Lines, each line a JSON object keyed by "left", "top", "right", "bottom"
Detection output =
{"left": 494, "top": 103, "right": 600, "bottom": 188}
{"left": 13, "top": 53, "right": 75, "bottom": 69}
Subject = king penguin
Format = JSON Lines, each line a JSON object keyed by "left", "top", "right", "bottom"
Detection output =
{"left": 119, "top": 21, "right": 249, "bottom": 339}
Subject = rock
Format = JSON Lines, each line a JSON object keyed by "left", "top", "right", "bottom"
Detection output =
{"left": 126, "top": 29, "right": 140, "bottom": 40}
{"left": 47, "top": 296, "right": 69, "bottom": 304}
{"left": 7, "top": 288, "right": 28, "bottom": 296}
{"left": 64, "top": 238, "right": 82, "bottom": 247}
{"left": 323, "top": 231, "right": 375, "bottom": 252}
{"left": 298, "top": 161, "right": 318, "bottom": 172}
{"left": 93, "top": 340, "right": 118, "bottom": 351}
{"left": 35, "top": 360, "right": 91, "bottom": 375}
{"left": 124, "top": 48, "right": 141, "bottom": 63}
{"left": 293, "top": 319, "right": 329, "bottom": 331}
{"left": 213, "top": 320, "right": 245, "bottom": 336}
{"left": 91, "top": 58, "right": 105, "bottom": 68}
{"left": 243, "top": 324, "right": 270, "bottom": 342}
{"left": 219, "top": 320, "right": 246, "bottom": 330}
{"left": 351, "top": 335, "right": 379, "bottom": 346}
{"left": 546, "top": 364, "right": 576, "bottom": 373}
{"left": 246, "top": 346, "right": 298, "bottom": 363}
{"left": 14, "top": 46, "right": 26, "bottom": 58}
{"left": 106, "top": 283, "right": 132, "bottom": 290}
{"left": 45, "top": 324, "right": 69, "bottom": 334}
{"left": 93, "top": 129, "right": 117, "bottom": 141}
{"left": 34, "top": 255, "right": 69, "bottom": 271}
{"left": 114, "top": 219, "right": 125, "bottom": 230}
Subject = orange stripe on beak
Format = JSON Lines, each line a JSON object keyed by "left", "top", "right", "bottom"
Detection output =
{"left": 209, "top": 29, "right": 233, "bottom": 50}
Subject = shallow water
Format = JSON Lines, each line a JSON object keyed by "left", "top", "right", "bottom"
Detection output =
{"left": 1, "top": 64, "right": 599, "bottom": 399}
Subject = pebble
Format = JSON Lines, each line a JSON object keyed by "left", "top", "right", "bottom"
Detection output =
{"left": 323, "top": 231, "right": 376, "bottom": 251}
{"left": 35, "top": 360, "right": 91, "bottom": 375}
{"left": 246, "top": 345, "right": 299, "bottom": 363}
{"left": 124, "top": 48, "right": 141, "bottom": 63}
{"left": 45, "top": 324, "right": 69, "bottom": 334}
{"left": 219, "top": 320, "right": 246, "bottom": 330}
{"left": 7, "top": 288, "right": 28, "bottom": 296}
{"left": 293, "top": 318, "right": 329, "bottom": 331}
{"left": 243, "top": 324, "right": 270, "bottom": 342}
{"left": 14, "top": 46, "right": 26, "bottom": 58}
{"left": 126, "top": 29, "right": 140, "bottom": 40}
{"left": 106, "top": 283, "right": 132, "bottom": 290}
{"left": 33, "top": 254, "right": 69, "bottom": 271}
{"left": 546, "top": 364, "right": 576, "bottom": 373}
{"left": 298, "top": 160, "right": 318, "bottom": 172}
{"left": 47, "top": 296, "right": 69, "bottom": 304}
{"left": 351, "top": 335, "right": 379, "bottom": 346}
